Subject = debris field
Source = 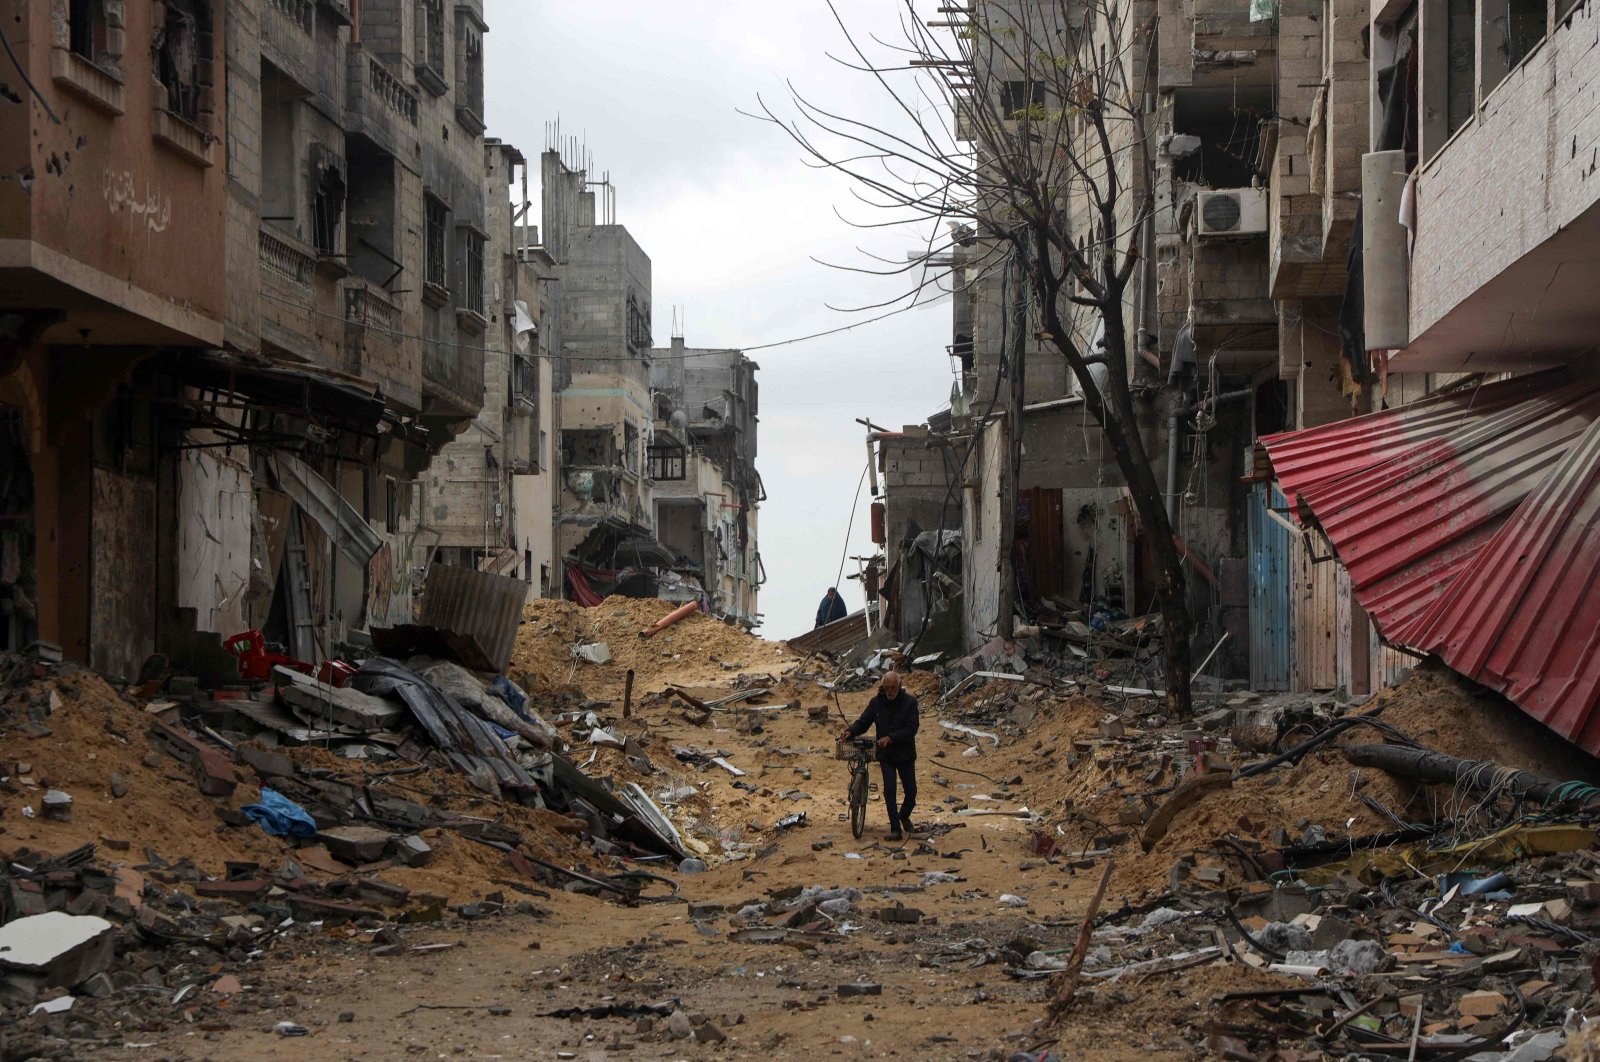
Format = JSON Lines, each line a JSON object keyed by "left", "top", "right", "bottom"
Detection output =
{"left": 3, "top": 599, "right": 1600, "bottom": 1060}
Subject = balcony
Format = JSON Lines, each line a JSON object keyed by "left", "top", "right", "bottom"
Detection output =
{"left": 345, "top": 49, "right": 419, "bottom": 160}
{"left": 259, "top": 226, "right": 315, "bottom": 291}
{"left": 343, "top": 279, "right": 398, "bottom": 332}
{"left": 423, "top": 333, "right": 485, "bottom": 418}
{"left": 262, "top": 0, "right": 321, "bottom": 96}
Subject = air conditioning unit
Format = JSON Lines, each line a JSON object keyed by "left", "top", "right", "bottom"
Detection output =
{"left": 1195, "top": 187, "right": 1268, "bottom": 237}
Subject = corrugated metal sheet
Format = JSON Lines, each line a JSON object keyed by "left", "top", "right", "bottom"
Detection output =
{"left": 787, "top": 609, "right": 871, "bottom": 657}
{"left": 1248, "top": 484, "right": 1294, "bottom": 691}
{"left": 414, "top": 564, "right": 528, "bottom": 674}
{"left": 1260, "top": 369, "right": 1600, "bottom": 756}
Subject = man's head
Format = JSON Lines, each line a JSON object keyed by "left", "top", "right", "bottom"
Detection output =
{"left": 826, "top": 587, "right": 838, "bottom": 598}
{"left": 881, "top": 670, "right": 902, "bottom": 698}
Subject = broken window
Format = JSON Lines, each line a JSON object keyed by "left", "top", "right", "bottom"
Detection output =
{"left": 648, "top": 443, "right": 686, "bottom": 482}
{"left": 623, "top": 423, "right": 640, "bottom": 473}
{"left": 424, "top": 194, "right": 448, "bottom": 290}
{"left": 68, "top": 0, "right": 108, "bottom": 65}
{"left": 415, "top": 0, "right": 446, "bottom": 92}
{"left": 626, "top": 292, "right": 651, "bottom": 354}
{"left": 454, "top": 8, "right": 485, "bottom": 130}
{"left": 512, "top": 354, "right": 537, "bottom": 408}
{"left": 561, "top": 428, "right": 612, "bottom": 468}
{"left": 154, "top": 0, "right": 210, "bottom": 124}
{"left": 309, "top": 148, "right": 345, "bottom": 256}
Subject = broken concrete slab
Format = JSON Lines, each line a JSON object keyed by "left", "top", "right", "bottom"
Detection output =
{"left": 281, "top": 682, "right": 404, "bottom": 733}
{"left": 0, "top": 912, "right": 116, "bottom": 986}
{"left": 393, "top": 834, "right": 432, "bottom": 867}
{"left": 316, "top": 826, "right": 396, "bottom": 864}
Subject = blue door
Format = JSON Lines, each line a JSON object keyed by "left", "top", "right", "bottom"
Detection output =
{"left": 1248, "top": 483, "right": 1294, "bottom": 691}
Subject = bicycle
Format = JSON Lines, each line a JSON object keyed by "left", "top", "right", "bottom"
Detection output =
{"left": 838, "top": 736, "right": 877, "bottom": 839}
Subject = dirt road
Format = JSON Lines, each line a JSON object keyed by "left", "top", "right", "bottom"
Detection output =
{"left": 76, "top": 664, "right": 1235, "bottom": 1060}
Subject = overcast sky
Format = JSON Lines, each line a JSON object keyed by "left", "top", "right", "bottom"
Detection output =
{"left": 485, "top": 1, "right": 955, "bottom": 637}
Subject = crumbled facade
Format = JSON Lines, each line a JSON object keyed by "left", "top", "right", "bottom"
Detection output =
{"left": 649, "top": 339, "right": 763, "bottom": 628}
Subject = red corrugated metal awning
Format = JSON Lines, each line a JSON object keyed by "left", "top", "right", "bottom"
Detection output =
{"left": 1260, "top": 369, "right": 1600, "bottom": 754}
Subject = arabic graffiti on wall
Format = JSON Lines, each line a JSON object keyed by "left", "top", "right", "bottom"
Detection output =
{"left": 102, "top": 167, "right": 172, "bottom": 233}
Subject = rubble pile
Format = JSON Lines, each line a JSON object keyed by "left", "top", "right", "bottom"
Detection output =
{"left": 915, "top": 657, "right": 1600, "bottom": 1058}
{"left": 0, "top": 631, "right": 775, "bottom": 1051}
{"left": 510, "top": 596, "right": 795, "bottom": 703}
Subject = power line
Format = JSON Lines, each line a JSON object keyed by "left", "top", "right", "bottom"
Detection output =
{"left": 260, "top": 287, "right": 949, "bottom": 365}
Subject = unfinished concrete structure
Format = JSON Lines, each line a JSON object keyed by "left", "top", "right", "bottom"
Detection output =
{"left": 536, "top": 149, "right": 663, "bottom": 594}
{"left": 649, "top": 338, "right": 763, "bottom": 628}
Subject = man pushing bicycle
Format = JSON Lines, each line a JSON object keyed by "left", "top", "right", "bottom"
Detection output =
{"left": 838, "top": 670, "right": 920, "bottom": 841}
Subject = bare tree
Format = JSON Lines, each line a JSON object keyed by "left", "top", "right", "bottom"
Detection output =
{"left": 757, "top": 0, "right": 1193, "bottom": 715}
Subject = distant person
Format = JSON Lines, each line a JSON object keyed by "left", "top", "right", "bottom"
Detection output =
{"left": 814, "top": 586, "right": 848, "bottom": 628}
{"left": 838, "top": 670, "right": 920, "bottom": 840}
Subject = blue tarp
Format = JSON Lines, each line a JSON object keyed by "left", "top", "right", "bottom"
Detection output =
{"left": 242, "top": 787, "right": 318, "bottom": 839}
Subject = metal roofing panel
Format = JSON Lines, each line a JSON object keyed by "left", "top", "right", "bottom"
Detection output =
{"left": 1260, "top": 368, "right": 1600, "bottom": 758}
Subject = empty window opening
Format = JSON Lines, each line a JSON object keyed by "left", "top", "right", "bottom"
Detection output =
{"left": 562, "top": 428, "right": 613, "bottom": 468}
{"left": 309, "top": 149, "right": 345, "bottom": 256}
{"left": 261, "top": 66, "right": 300, "bottom": 233}
{"left": 154, "top": 0, "right": 211, "bottom": 124}
{"left": 416, "top": 0, "right": 446, "bottom": 87}
{"left": 68, "top": 0, "right": 108, "bottom": 64}
{"left": 1000, "top": 79, "right": 1047, "bottom": 119}
{"left": 346, "top": 138, "right": 398, "bottom": 287}
{"left": 1445, "top": 0, "right": 1474, "bottom": 136}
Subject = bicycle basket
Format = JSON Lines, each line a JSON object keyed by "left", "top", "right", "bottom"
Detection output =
{"left": 835, "top": 740, "right": 876, "bottom": 762}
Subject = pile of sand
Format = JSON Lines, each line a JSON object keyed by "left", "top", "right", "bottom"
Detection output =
{"left": 510, "top": 596, "right": 794, "bottom": 701}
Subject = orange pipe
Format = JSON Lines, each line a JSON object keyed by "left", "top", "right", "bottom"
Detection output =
{"left": 639, "top": 600, "right": 700, "bottom": 639}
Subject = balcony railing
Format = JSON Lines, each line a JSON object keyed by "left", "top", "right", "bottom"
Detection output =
{"left": 259, "top": 226, "right": 315, "bottom": 289}
{"left": 367, "top": 55, "right": 418, "bottom": 125}
{"left": 344, "top": 281, "right": 399, "bottom": 332}
{"left": 269, "top": 0, "right": 314, "bottom": 33}
{"left": 423, "top": 334, "right": 486, "bottom": 415}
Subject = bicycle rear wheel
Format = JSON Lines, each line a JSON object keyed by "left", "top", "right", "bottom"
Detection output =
{"left": 849, "top": 767, "right": 867, "bottom": 839}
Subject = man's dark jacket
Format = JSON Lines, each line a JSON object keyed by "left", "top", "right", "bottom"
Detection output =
{"left": 846, "top": 690, "right": 920, "bottom": 765}
{"left": 815, "top": 593, "right": 847, "bottom": 628}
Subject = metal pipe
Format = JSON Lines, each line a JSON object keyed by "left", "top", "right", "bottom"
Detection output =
{"left": 1164, "top": 398, "right": 1183, "bottom": 525}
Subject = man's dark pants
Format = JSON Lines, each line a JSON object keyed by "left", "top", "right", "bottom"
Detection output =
{"left": 879, "top": 759, "right": 916, "bottom": 829}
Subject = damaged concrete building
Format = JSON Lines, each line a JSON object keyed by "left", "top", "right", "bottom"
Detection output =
{"left": 860, "top": 0, "right": 1600, "bottom": 746}
{"left": 648, "top": 337, "right": 764, "bottom": 628}
{"left": 0, "top": 0, "right": 519, "bottom": 679}
{"left": 1259, "top": 0, "right": 1600, "bottom": 753}
{"left": 421, "top": 141, "right": 557, "bottom": 596}
{"left": 535, "top": 149, "right": 661, "bottom": 600}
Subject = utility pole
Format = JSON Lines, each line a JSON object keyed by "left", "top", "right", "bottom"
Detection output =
{"left": 996, "top": 245, "right": 1026, "bottom": 641}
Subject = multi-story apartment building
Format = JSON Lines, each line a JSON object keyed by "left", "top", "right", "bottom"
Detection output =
{"left": 422, "top": 140, "right": 555, "bottom": 596}
{"left": 0, "top": 0, "right": 229, "bottom": 673}
{"left": 649, "top": 338, "right": 763, "bottom": 628}
{"left": 0, "top": 0, "right": 495, "bottom": 678}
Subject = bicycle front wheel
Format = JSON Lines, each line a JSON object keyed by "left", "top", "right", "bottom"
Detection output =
{"left": 849, "top": 768, "right": 868, "bottom": 839}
